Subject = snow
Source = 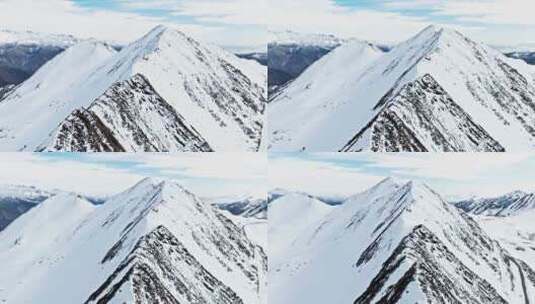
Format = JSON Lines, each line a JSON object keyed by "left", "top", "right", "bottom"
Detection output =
{"left": 476, "top": 210, "right": 535, "bottom": 268}
{"left": 269, "top": 25, "right": 535, "bottom": 151}
{"left": 268, "top": 192, "right": 333, "bottom": 259}
{"left": 0, "top": 40, "right": 117, "bottom": 151}
{"left": 270, "top": 30, "right": 346, "bottom": 48}
{"left": 269, "top": 39, "right": 384, "bottom": 150}
{"left": 269, "top": 177, "right": 534, "bottom": 303}
{"left": 0, "top": 25, "right": 266, "bottom": 152}
{"left": 0, "top": 184, "right": 54, "bottom": 200}
{"left": 0, "top": 29, "right": 79, "bottom": 47}
{"left": 0, "top": 178, "right": 265, "bottom": 303}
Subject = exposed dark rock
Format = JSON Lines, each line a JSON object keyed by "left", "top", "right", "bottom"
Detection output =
{"left": 44, "top": 74, "right": 213, "bottom": 152}
{"left": 342, "top": 74, "right": 505, "bottom": 152}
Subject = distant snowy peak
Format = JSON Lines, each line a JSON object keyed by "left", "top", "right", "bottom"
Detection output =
{"left": 270, "top": 24, "right": 535, "bottom": 152}
{"left": 0, "top": 29, "right": 80, "bottom": 47}
{"left": 455, "top": 190, "right": 535, "bottom": 217}
{"left": 270, "top": 30, "right": 347, "bottom": 47}
{"left": 0, "top": 177, "right": 266, "bottom": 303}
{"left": 0, "top": 25, "right": 266, "bottom": 152}
{"left": 214, "top": 196, "right": 267, "bottom": 219}
{"left": 0, "top": 184, "right": 54, "bottom": 201}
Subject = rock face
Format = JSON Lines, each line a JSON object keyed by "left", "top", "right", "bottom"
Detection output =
{"left": 342, "top": 74, "right": 505, "bottom": 152}
{"left": 269, "top": 25, "right": 535, "bottom": 152}
{"left": 44, "top": 74, "right": 212, "bottom": 152}
{"left": 0, "top": 25, "right": 266, "bottom": 152}
{"left": 0, "top": 178, "right": 267, "bottom": 304}
{"left": 270, "top": 178, "right": 535, "bottom": 304}
{"left": 455, "top": 191, "right": 535, "bottom": 217}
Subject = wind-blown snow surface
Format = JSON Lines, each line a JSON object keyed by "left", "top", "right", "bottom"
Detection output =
{"left": 269, "top": 25, "right": 535, "bottom": 152}
{"left": 270, "top": 178, "right": 535, "bottom": 303}
{"left": 0, "top": 25, "right": 266, "bottom": 152}
{"left": 0, "top": 178, "right": 266, "bottom": 303}
{"left": 455, "top": 191, "right": 535, "bottom": 273}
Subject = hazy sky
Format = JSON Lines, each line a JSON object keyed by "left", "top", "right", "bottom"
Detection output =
{"left": 0, "top": 153, "right": 266, "bottom": 199}
{"left": 1, "top": 0, "right": 533, "bottom": 50}
{"left": 269, "top": 153, "right": 535, "bottom": 200}
{"left": 269, "top": 0, "right": 535, "bottom": 46}
{"left": 0, "top": 0, "right": 267, "bottom": 51}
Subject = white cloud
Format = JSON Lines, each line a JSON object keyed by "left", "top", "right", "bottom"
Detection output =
{"left": 269, "top": 153, "right": 535, "bottom": 200}
{"left": 268, "top": 0, "right": 534, "bottom": 45}
{"left": 0, "top": 0, "right": 264, "bottom": 48}
{"left": 435, "top": 0, "right": 535, "bottom": 26}
{"left": 269, "top": 155, "right": 384, "bottom": 197}
{"left": 364, "top": 153, "right": 530, "bottom": 181}
{"left": 0, "top": 154, "right": 144, "bottom": 196}
{"left": 268, "top": 0, "right": 431, "bottom": 43}
{"left": 0, "top": 153, "right": 267, "bottom": 199}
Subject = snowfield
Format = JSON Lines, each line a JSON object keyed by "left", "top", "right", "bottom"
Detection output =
{"left": 269, "top": 25, "right": 535, "bottom": 152}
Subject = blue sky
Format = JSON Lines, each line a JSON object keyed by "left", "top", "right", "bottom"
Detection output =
{"left": 0, "top": 153, "right": 266, "bottom": 198}
{"left": 269, "top": 153, "right": 535, "bottom": 199}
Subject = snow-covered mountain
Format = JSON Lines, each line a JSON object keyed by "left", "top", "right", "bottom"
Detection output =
{"left": 0, "top": 29, "right": 81, "bottom": 87}
{"left": 0, "top": 184, "right": 54, "bottom": 231}
{"left": 505, "top": 51, "right": 535, "bottom": 65}
{"left": 237, "top": 52, "right": 267, "bottom": 66}
{"left": 270, "top": 177, "right": 535, "bottom": 303}
{"left": 455, "top": 190, "right": 535, "bottom": 269}
{"left": 0, "top": 178, "right": 266, "bottom": 303}
{"left": 268, "top": 31, "right": 348, "bottom": 95}
{"left": 213, "top": 196, "right": 267, "bottom": 219}
{"left": 454, "top": 190, "right": 535, "bottom": 216}
{"left": 269, "top": 25, "right": 535, "bottom": 152}
{"left": 0, "top": 25, "right": 266, "bottom": 152}
{"left": 476, "top": 209, "right": 535, "bottom": 273}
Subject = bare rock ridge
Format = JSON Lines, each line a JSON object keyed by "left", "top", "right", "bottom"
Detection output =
{"left": 43, "top": 74, "right": 212, "bottom": 152}
{"left": 342, "top": 74, "right": 505, "bottom": 152}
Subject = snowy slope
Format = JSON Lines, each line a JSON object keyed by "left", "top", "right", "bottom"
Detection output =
{"left": 455, "top": 191, "right": 535, "bottom": 216}
{"left": 0, "top": 178, "right": 266, "bottom": 303}
{"left": 268, "top": 39, "right": 384, "bottom": 150}
{"left": 0, "top": 25, "right": 266, "bottom": 152}
{"left": 270, "top": 178, "right": 535, "bottom": 303}
{"left": 268, "top": 192, "right": 333, "bottom": 258}
{"left": 476, "top": 210, "right": 535, "bottom": 271}
{"left": 269, "top": 25, "right": 535, "bottom": 152}
{"left": 0, "top": 184, "right": 54, "bottom": 231}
